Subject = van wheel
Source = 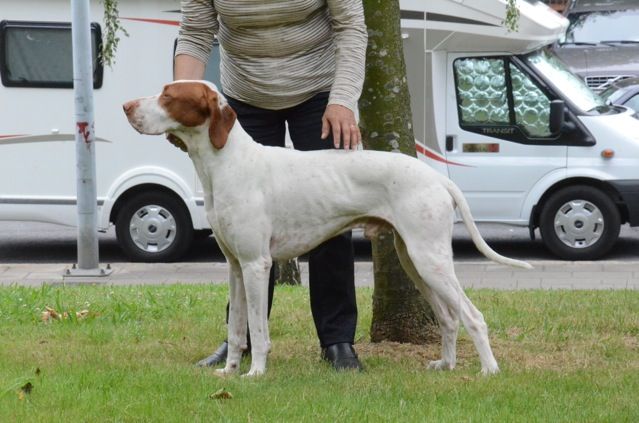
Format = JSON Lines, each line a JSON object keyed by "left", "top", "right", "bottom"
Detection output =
{"left": 539, "top": 186, "right": 620, "bottom": 260}
{"left": 115, "top": 192, "right": 193, "bottom": 262}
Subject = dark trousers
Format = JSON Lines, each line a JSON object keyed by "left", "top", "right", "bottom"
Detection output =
{"left": 224, "top": 91, "right": 357, "bottom": 348}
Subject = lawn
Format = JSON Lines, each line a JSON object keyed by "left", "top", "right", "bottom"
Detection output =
{"left": 0, "top": 284, "right": 638, "bottom": 422}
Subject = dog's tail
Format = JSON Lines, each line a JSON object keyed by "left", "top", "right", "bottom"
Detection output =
{"left": 444, "top": 178, "right": 533, "bottom": 270}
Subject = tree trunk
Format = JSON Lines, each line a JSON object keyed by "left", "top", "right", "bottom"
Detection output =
{"left": 275, "top": 258, "right": 301, "bottom": 285}
{"left": 360, "top": 0, "right": 438, "bottom": 344}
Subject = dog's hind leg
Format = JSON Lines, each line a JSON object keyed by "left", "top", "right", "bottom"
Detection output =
{"left": 431, "top": 270, "right": 499, "bottom": 374}
{"left": 394, "top": 233, "right": 459, "bottom": 370}
{"left": 457, "top": 290, "right": 500, "bottom": 375}
{"left": 395, "top": 231, "right": 499, "bottom": 375}
{"left": 241, "top": 257, "right": 272, "bottom": 377}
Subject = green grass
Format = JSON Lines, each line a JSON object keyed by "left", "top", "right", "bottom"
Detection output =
{"left": 0, "top": 284, "right": 638, "bottom": 422}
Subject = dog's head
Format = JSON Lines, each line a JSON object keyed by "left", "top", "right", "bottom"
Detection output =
{"left": 123, "top": 81, "right": 236, "bottom": 151}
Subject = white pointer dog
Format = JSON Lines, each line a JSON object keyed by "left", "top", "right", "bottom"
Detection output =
{"left": 123, "top": 81, "right": 531, "bottom": 377}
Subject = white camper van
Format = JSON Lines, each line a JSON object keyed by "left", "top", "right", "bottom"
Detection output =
{"left": 401, "top": 0, "right": 639, "bottom": 260}
{"left": 1, "top": 0, "right": 639, "bottom": 261}
{"left": 0, "top": 0, "right": 220, "bottom": 261}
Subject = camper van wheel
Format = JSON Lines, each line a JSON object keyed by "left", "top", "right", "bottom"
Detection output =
{"left": 115, "top": 192, "right": 194, "bottom": 262}
{"left": 539, "top": 185, "right": 620, "bottom": 260}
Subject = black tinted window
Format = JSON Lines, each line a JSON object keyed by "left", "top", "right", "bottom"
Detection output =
{"left": 0, "top": 21, "right": 103, "bottom": 88}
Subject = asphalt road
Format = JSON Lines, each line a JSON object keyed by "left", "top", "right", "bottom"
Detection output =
{"left": 1, "top": 221, "right": 639, "bottom": 264}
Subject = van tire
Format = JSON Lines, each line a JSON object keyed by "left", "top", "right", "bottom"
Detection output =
{"left": 539, "top": 186, "right": 620, "bottom": 260}
{"left": 115, "top": 192, "right": 193, "bottom": 262}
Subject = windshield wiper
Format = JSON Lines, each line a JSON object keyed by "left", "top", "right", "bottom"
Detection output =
{"left": 600, "top": 40, "right": 639, "bottom": 45}
{"left": 558, "top": 41, "right": 597, "bottom": 46}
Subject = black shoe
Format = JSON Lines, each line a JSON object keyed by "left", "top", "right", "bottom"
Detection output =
{"left": 195, "top": 341, "right": 228, "bottom": 367}
{"left": 321, "top": 343, "right": 363, "bottom": 371}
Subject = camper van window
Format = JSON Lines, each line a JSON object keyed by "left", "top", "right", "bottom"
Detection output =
{"left": 509, "top": 64, "right": 551, "bottom": 137}
{"left": 0, "top": 21, "right": 103, "bottom": 89}
{"left": 454, "top": 58, "right": 510, "bottom": 126}
{"left": 524, "top": 49, "right": 602, "bottom": 113}
{"left": 454, "top": 57, "right": 553, "bottom": 139}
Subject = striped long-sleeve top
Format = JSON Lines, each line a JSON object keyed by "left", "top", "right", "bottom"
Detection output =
{"left": 175, "top": 0, "right": 368, "bottom": 112}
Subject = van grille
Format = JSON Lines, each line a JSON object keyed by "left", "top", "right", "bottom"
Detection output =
{"left": 585, "top": 75, "right": 633, "bottom": 92}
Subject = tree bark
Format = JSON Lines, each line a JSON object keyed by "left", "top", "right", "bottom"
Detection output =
{"left": 360, "top": 0, "right": 438, "bottom": 344}
{"left": 275, "top": 259, "right": 301, "bottom": 286}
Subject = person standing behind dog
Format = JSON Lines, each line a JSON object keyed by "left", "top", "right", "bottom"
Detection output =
{"left": 174, "top": 0, "right": 368, "bottom": 371}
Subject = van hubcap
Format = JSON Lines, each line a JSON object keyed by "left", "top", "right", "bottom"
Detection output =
{"left": 553, "top": 200, "right": 604, "bottom": 249}
{"left": 129, "top": 205, "right": 176, "bottom": 253}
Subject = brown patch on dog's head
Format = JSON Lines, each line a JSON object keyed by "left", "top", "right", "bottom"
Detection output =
{"left": 160, "top": 82, "right": 236, "bottom": 150}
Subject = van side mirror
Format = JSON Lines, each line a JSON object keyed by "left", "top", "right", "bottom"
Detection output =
{"left": 549, "top": 100, "right": 565, "bottom": 134}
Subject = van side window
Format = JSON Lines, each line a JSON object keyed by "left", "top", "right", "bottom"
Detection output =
{"left": 0, "top": 21, "right": 103, "bottom": 89}
{"left": 625, "top": 95, "right": 639, "bottom": 113}
{"left": 509, "top": 63, "right": 551, "bottom": 137}
{"left": 453, "top": 56, "right": 552, "bottom": 140}
{"left": 455, "top": 58, "right": 509, "bottom": 125}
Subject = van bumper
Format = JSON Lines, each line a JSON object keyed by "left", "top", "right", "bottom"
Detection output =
{"left": 610, "top": 180, "right": 639, "bottom": 226}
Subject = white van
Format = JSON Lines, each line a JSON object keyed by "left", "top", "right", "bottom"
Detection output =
{"left": 0, "top": 0, "right": 220, "bottom": 261}
{"left": 402, "top": 0, "right": 639, "bottom": 260}
{"left": 2, "top": 0, "right": 639, "bottom": 261}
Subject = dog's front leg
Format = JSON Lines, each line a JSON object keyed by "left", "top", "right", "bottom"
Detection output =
{"left": 217, "top": 259, "right": 247, "bottom": 376}
{"left": 241, "top": 258, "right": 272, "bottom": 377}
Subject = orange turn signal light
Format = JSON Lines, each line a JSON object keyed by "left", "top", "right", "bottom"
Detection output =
{"left": 601, "top": 149, "right": 615, "bottom": 159}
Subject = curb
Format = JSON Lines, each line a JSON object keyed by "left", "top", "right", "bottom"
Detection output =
{"left": 1, "top": 260, "right": 638, "bottom": 289}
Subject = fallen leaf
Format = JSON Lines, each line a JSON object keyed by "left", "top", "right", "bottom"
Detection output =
{"left": 210, "top": 388, "right": 233, "bottom": 400}
{"left": 18, "top": 382, "right": 33, "bottom": 400}
{"left": 42, "top": 306, "right": 95, "bottom": 323}
{"left": 45, "top": 306, "right": 60, "bottom": 319}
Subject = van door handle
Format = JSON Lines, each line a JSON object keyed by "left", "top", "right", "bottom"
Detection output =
{"left": 445, "top": 135, "right": 455, "bottom": 151}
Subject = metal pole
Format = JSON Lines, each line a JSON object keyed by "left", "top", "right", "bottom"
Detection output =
{"left": 66, "top": 0, "right": 110, "bottom": 277}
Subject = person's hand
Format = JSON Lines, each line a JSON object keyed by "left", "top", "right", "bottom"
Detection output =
{"left": 321, "top": 104, "right": 361, "bottom": 150}
{"left": 166, "top": 133, "right": 188, "bottom": 152}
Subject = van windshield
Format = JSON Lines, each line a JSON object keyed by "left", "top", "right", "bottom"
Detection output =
{"left": 561, "top": 10, "right": 639, "bottom": 44}
{"left": 523, "top": 49, "right": 606, "bottom": 113}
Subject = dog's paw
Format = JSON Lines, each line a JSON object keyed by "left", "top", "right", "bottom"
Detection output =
{"left": 215, "top": 362, "right": 240, "bottom": 377}
{"left": 214, "top": 369, "right": 231, "bottom": 378}
{"left": 242, "top": 367, "right": 266, "bottom": 378}
{"left": 480, "top": 365, "right": 500, "bottom": 376}
{"left": 214, "top": 368, "right": 237, "bottom": 378}
{"left": 427, "top": 359, "right": 454, "bottom": 371}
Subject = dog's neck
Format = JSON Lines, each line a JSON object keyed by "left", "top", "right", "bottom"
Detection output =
{"left": 176, "top": 119, "right": 249, "bottom": 157}
{"left": 179, "top": 121, "right": 257, "bottom": 198}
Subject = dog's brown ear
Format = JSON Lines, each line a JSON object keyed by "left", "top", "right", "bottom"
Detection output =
{"left": 208, "top": 95, "right": 237, "bottom": 150}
